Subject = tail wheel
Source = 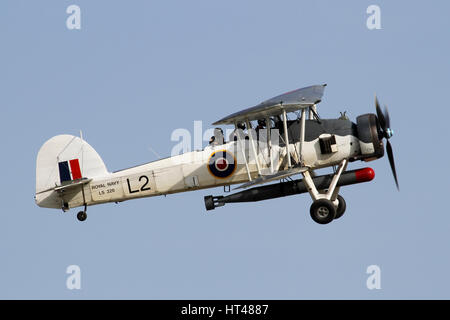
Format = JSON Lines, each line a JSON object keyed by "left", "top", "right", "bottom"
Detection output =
{"left": 334, "top": 195, "right": 346, "bottom": 220}
{"left": 77, "top": 211, "right": 87, "bottom": 222}
{"left": 310, "top": 199, "right": 336, "bottom": 224}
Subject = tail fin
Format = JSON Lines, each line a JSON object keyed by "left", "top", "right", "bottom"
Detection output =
{"left": 35, "top": 134, "right": 108, "bottom": 208}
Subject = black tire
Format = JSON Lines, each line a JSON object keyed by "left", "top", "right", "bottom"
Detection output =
{"left": 334, "top": 195, "right": 346, "bottom": 220}
{"left": 310, "top": 199, "right": 336, "bottom": 224}
{"left": 77, "top": 211, "right": 87, "bottom": 222}
{"left": 204, "top": 196, "right": 215, "bottom": 211}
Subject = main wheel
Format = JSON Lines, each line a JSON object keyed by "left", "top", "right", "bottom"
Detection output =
{"left": 334, "top": 195, "right": 346, "bottom": 220}
{"left": 310, "top": 199, "right": 336, "bottom": 224}
{"left": 77, "top": 211, "right": 87, "bottom": 222}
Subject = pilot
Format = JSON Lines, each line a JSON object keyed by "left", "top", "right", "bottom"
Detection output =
{"left": 255, "top": 119, "right": 266, "bottom": 140}
{"left": 229, "top": 122, "right": 246, "bottom": 142}
{"left": 256, "top": 119, "right": 266, "bottom": 131}
{"left": 214, "top": 127, "right": 224, "bottom": 144}
{"left": 209, "top": 127, "right": 224, "bottom": 146}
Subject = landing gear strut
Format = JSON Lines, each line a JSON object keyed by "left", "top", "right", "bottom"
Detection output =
{"left": 302, "top": 159, "right": 348, "bottom": 225}
{"left": 76, "top": 185, "right": 88, "bottom": 222}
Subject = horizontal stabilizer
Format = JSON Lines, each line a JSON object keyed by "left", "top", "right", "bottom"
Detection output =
{"left": 53, "top": 178, "right": 92, "bottom": 192}
{"left": 36, "top": 178, "right": 92, "bottom": 195}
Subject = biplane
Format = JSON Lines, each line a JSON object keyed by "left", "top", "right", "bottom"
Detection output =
{"left": 35, "top": 84, "right": 398, "bottom": 224}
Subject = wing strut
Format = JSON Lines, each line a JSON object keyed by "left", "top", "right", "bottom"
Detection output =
{"left": 299, "top": 108, "right": 306, "bottom": 166}
{"left": 266, "top": 116, "right": 274, "bottom": 174}
{"left": 235, "top": 122, "right": 252, "bottom": 181}
{"left": 245, "top": 119, "right": 262, "bottom": 176}
{"left": 308, "top": 105, "right": 314, "bottom": 119}
{"left": 282, "top": 107, "right": 306, "bottom": 167}
{"left": 281, "top": 109, "right": 292, "bottom": 168}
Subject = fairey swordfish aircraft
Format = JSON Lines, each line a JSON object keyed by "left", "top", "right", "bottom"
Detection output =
{"left": 35, "top": 84, "right": 398, "bottom": 224}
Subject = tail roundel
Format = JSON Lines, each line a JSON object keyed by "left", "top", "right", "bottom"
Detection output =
{"left": 35, "top": 134, "right": 109, "bottom": 208}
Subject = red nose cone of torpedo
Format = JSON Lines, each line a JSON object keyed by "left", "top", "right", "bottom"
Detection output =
{"left": 355, "top": 167, "right": 375, "bottom": 182}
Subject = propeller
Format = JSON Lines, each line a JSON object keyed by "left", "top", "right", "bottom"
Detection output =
{"left": 375, "top": 96, "right": 399, "bottom": 190}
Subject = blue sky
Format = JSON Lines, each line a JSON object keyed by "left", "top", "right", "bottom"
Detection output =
{"left": 1, "top": 0, "right": 449, "bottom": 299}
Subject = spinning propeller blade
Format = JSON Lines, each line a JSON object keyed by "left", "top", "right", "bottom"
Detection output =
{"left": 384, "top": 104, "right": 391, "bottom": 130}
{"left": 386, "top": 140, "right": 399, "bottom": 190}
{"left": 375, "top": 95, "right": 399, "bottom": 190}
{"left": 375, "top": 96, "right": 386, "bottom": 132}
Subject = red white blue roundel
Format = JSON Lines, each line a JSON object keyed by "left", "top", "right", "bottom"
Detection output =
{"left": 208, "top": 150, "right": 236, "bottom": 179}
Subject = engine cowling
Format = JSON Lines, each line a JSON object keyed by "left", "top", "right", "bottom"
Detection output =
{"left": 356, "top": 113, "right": 384, "bottom": 161}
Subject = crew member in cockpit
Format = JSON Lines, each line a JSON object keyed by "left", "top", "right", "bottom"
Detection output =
{"left": 229, "top": 122, "right": 246, "bottom": 142}
{"left": 209, "top": 127, "right": 224, "bottom": 146}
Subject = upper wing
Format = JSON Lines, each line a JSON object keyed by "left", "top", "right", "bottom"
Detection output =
{"left": 213, "top": 84, "right": 326, "bottom": 125}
